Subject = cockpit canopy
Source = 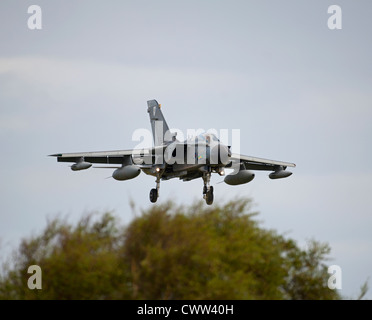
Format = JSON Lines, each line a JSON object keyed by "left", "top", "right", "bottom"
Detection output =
{"left": 187, "top": 132, "right": 220, "bottom": 144}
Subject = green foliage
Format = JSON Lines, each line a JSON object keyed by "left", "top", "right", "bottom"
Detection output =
{"left": 0, "top": 198, "right": 340, "bottom": 300}
{"left": 0, "top": 213, "right": 128, "bottom": 300}
{"left": 357, "top": 280, "right": 369, "bottom": 300}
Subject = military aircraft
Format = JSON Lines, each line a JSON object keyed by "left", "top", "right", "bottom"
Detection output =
{"left": 50, "top": 100, "right": 295, "bottom": 205}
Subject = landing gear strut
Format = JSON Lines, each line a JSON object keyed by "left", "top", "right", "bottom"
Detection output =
{"left": 149, "top": 176, "right": 160, "bottom": 203}
{"left": 203, "top": 171, "right": 214, "bottom": 205}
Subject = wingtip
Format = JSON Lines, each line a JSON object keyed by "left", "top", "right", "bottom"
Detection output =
{"left": 49, "top": 153, "right": 62, "bottom": 157}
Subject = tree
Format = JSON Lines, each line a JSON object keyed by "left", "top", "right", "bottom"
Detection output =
{"left": 0, "top": 198, "right": 341, "bottom": 299}
{"left": 0, "top": 213, "right": 129, "bottom": 299}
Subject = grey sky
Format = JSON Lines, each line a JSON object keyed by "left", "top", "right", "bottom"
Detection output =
{"left": 0, "top": 0, "right": 371, "bottom": 298}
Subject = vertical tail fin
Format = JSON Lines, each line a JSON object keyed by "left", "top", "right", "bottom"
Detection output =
{"left": 147, "top": 99, "right": 171, "bottom": 146}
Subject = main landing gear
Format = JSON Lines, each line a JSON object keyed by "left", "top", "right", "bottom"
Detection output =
{"left": 203, "top": 172, "right": 214, "bottom": 205}
{"left": 149, "top": 171, "right": 215, "bottom": 205}
{"left": 149, "top": 176, "right": 160, "bottom": 203}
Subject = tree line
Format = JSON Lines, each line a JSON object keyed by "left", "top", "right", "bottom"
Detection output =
{"left": 0, "top": 198, "right": 341, "bottom": 299}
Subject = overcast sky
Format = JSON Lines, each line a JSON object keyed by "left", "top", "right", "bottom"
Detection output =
{"left": 1, "top": 0, "right": 371, "bottom": 299}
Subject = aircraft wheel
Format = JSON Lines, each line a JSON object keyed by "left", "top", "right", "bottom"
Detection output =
{"left": 150, "top": 188, "right": 158, "bottom": 203}
{"left": 205, "top": 186, "right": 214, "bottom": 205}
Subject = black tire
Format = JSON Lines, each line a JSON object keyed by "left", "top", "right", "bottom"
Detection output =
{"left": 150, "top": 188, "right": 158, "bottom": 203}
{"left": 205, "top": 187, "right": 214, "bottom": 205}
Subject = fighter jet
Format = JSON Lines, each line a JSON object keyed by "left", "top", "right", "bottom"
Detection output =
{"left": 50, "top": 100, "right": 295, "bottom": 205}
